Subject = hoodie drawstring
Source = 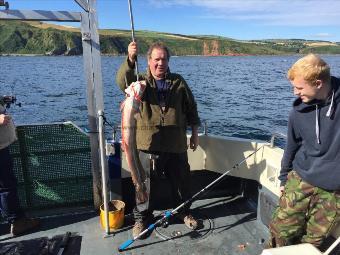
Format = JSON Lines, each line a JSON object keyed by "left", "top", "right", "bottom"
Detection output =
{"left": 326, "top": 89, "right": 335, "bottom": 117}
{"left": 315, "top": 105, "right": 320, "bottom": 144}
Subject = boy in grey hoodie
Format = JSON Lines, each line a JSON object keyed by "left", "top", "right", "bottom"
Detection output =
{"left": 268, "top": 54, "right": 340, "bottom": 248}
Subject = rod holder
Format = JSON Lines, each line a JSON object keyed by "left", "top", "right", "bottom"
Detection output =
{"left": 0, "top": 0, "right": 9, "bottom": 10}
{"left": 98, "top": 110, "right": 110, "bottom": 235}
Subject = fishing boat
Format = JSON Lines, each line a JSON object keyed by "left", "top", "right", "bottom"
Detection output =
{"left": 0, "top": 1, "right": 339, "bottom": 255}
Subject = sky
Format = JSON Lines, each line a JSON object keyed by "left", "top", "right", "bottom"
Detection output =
{"left": 4, "top": 0, "right": 340, "bottom": 42}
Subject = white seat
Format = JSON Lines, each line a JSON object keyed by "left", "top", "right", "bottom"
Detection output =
{"left": 261, "top": 243, "right": 322, "bottom": 255}
{"left": 261, "top": 237, "right": 340, "bottom": 255}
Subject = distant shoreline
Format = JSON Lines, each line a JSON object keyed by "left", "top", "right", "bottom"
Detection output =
{"left": 1, "top": 53, "right": 256, "bottom": 57}
{"left": 0, "top": 53, "right": 270, "bottom": 57}
{"left": 0, "top": 53, "right": 45, "bottom": 56}
{"left": 2, "top": 53, "right": 340, "bottom": 57}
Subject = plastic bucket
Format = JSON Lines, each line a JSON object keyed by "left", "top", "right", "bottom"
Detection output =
{"left": 100, "top": 200, "right": 125, "bottom": 230}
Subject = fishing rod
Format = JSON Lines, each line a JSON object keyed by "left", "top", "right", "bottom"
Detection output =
{"left": 127, "top": 0, "right": 139, "bottom": 81}
{"left": 118, "top": 143, "right": 267, "bottom": 252}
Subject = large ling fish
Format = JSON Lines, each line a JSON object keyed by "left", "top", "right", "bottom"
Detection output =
{"left": 120, "top": 81, "right": 149, "bottom": 205}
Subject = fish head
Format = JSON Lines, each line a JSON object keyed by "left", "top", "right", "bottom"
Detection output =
{"left": 125, "top": 81, "right": 147, "bottom": 101}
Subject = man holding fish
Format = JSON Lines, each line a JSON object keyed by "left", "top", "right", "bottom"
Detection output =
{"left": 116, "top": 41, "right": 200, "bottom": 236}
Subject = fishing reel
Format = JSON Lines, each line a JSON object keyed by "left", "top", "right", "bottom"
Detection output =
{"left": 160, "top": 218, "right": 169, "bottom": 228}
{"left": 0, "top": 0, "right": 9, "bottom": 10}
{"left": 1, "top": 95, "right": 22, "bottom": 108}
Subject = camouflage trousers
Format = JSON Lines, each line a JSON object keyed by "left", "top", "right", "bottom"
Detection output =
{"left": 268, "top": 170, "right": 340, "bottom": 248}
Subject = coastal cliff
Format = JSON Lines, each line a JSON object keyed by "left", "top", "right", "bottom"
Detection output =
{"left": 1, "top": 21, "right": 340, "bottom": 56}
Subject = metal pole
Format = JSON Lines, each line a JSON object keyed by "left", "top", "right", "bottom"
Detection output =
{"left": 80, "top": 0, "right": 107, "bottom": 210}
{"left": 80, "top": 10, "right": 102, "bottom": 209}
{"left": 127, "top": 0, "right": 139, "bottom": 80}
{"left": 98, "top": 110, "right": 110, "bottom": 235}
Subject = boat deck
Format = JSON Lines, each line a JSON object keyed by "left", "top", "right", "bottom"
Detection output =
{"left": 0, "top": 171, "right": 271, "bottom": 255}
{"left": 0, "top": 196, "right": 268, "bottom": 255}
{"left": 0, "top": 170, "right": 337, "bottom": 255}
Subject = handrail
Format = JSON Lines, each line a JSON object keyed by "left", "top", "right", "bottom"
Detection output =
{"left": 270, "top": 132, "right": 287, "bottom": 148}
{"left": 203, "top": 120, "right": 208, "bottom": 135}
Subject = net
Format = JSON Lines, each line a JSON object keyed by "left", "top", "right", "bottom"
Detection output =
{"left": 10, "top": 122, "right": 93, "bottom": 210}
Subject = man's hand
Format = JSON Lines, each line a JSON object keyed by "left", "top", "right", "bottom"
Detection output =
{"left": 128, "top": 41, "right": 138, "bottom": 64}
{"left": 0, "top": 114, "right": 11, "bottom": 126}
{"left": 190, "top": 126, "right": 199, "bottom": 151}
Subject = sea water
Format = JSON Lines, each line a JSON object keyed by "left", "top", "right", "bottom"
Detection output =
{"left": 1, "top": 55, "right": 340, "bottom": 142}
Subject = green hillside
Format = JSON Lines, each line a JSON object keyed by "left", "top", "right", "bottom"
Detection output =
{"left": 1, "top": 21, "right": 340, "bottom": 56}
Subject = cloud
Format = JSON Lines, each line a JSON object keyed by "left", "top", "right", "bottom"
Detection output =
{"left": 148, "top": 0, "right": 340, "bottom": 26}
{"left": 311, "top": 33, "right": 334, "bottom": 38}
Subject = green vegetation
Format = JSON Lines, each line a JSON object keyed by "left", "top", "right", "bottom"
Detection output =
{"left": 0, "top": 21, "right": 81, "bottom": 55}
{"left": 1, "top": 21, "right": 340, "bottom": 56}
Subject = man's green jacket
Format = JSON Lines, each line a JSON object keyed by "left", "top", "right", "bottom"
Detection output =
{"left": 116, "top": 57, "right": 200, "bottom": 153}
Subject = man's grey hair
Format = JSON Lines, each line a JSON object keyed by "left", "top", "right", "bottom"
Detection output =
{"left": 147, "top": 42, "right": 170, "bottom": 61}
